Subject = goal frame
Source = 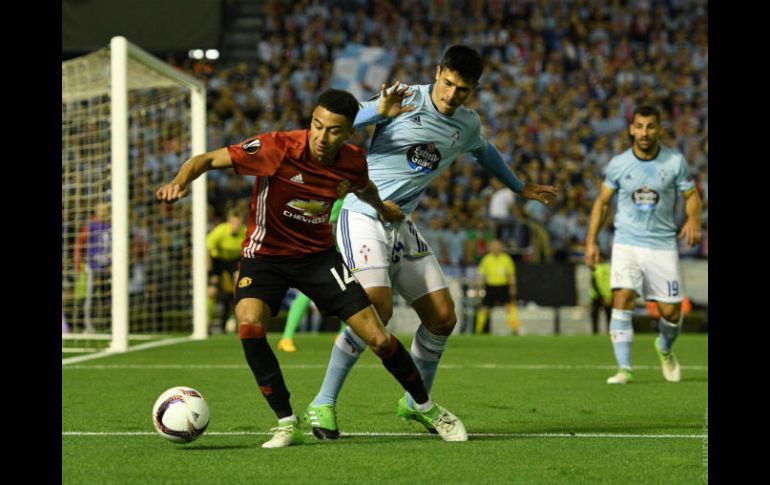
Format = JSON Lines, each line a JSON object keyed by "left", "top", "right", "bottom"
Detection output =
{"left": 93, "top": 36, "right": 208, "bottom": 352}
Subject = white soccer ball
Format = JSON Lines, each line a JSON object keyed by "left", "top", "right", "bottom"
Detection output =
{"left": 152, "top": 386, "right": 210, "bottom": 443}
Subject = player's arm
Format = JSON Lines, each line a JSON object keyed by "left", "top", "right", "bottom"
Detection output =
{"left": 156, "top": 148, "right": 233, "bottom": 203}
{"left": 509, "top": 260, "right": 517, "bottom": 298}
{"left": 584, "top": 184, "right": 615, "bottom": 269}
{"left": 353, "top": 81, "right": 415, "bottom": 127}
{"left": 354, "top": 180, "right": 405, "bottom": 223}
{"left": 471, "top": 143, "right": 559, "bottom": 205}
{"left": 678, "top": 189, "right": 702, "bottom": 247}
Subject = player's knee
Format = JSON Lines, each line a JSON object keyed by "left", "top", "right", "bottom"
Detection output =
{"left": 372, "top": 301, "right": 393, "bottom": 325}
{"left": 234, "top": 304, "right": 267, "bottom": 327}
{"left": 432, "top": 305, "right": 457, "bottom": 332}
{"left": 612, "top": 291, "right": 636, "bottom": 310}
{"left": 366, "top": 331, "right": 391, "bottom": 354}
{"left": 659, "top": 306, "right": 681, "bottom": 322}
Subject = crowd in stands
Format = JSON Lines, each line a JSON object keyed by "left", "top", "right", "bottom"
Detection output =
{"left": 170, "top": 0, "right": 708, "bottom": 268}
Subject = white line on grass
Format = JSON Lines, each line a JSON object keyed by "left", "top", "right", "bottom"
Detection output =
{"left": 63, "top": 363, "right": 708, "bottom": 371}
{"left": 61, "top": 337, "right": 194, "bottom": 366}
{"left": 61, "top": 431, "right": 707, "bottom": 439}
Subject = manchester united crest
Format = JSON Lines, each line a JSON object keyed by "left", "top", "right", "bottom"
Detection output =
{"left": 337, "top": 180, "right": 351, "bottom": 197}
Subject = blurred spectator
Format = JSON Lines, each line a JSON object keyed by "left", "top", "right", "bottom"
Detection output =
{"left": 163, "top": 0, "right": 707, "bottom": 263}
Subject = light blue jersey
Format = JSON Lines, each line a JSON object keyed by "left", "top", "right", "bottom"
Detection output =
{"left": 604, "top": 145, "right": 695, "bottom": 250}
{"left": 343, "top": 84, "right": 487, "bottom": 217}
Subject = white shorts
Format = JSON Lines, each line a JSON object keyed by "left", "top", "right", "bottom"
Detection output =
{"left": 610, "top": 243, "right": 683, "bottom": 303}
{"left": 336, "top": 209, "right": 448, "bottom": 305}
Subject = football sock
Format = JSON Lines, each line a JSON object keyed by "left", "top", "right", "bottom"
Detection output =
{"left": 312, "top": 326, "right": 366, "bottom": 406}
{"left": 406, "top": 324, "right": 447, "bottom": 408}
{"left": 278, "top": 415, "right": 297, "bottom": 425}
{"left": 657, "top": 314, "right": 683, "bottom": 353}
{"left": 609, "top": 309, "right": 634, "bottom": 370}
{"left": 375, "top": 335, "right": 429, "bottom": 405}
{"left": 239, "top": 323, "right": 292, "bottom": 419}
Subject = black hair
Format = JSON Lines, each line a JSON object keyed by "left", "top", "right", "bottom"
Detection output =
{"left": 315, "top": 89, "right": 359, "bottom": 123}
{"left": 440, "top": 45, "right": 484, "bottom": 83}
{"left": 632, "top": 105, "right": 661, "bottom": 123}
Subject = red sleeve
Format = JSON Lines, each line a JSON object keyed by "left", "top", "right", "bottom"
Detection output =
{"left": 226, "top": 132, "right": 285, "bottom": 177}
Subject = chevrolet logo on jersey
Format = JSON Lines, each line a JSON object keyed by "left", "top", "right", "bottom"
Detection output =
{"left": 287, "top": 199, "right": 328, "bottom": 216}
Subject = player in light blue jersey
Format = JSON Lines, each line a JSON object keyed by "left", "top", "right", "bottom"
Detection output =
{"left": 585, "top": 106, "right": 702, "bottom": 385}
{"left": 305, "top": 45, "right": 558, "bottom": 439}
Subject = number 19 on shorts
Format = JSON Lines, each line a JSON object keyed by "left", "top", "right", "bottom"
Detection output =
{"left": 666, "top": 281, "right": 679, "bottom": 297}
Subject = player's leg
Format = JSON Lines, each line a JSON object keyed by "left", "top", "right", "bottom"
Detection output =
{"left": 301, "top": 250, "right": 466, "bottom": 441}
{"left": 234, "top": 259, "right": 302, "bottom": 448}
{"left": 308, "top": 210, "right": 392, "bottom": 411}
{"left": 652, "top": 301, "right": 683, "bottom": 382}
{"left": 607, "top": 289, "right": 637, "bottom": 383}
{"left": 305, "top": 270, "right": 391, "bottom": 438}
{"left": 645, "top": 248, "right": 685, "bottom": 382}
{"left": 278, "top": 291, "right": 311, "bottom": 352}
{"left": 607, "top": 244, "right": 643, "bottom": 384}
{"left": 345, "top": 305, "right": 467, "bottom": 442}
{"left": 83, "top": 266, "right": 95, "bottom": 333}
{"left": 391, "top": 254, "right": 456, "bottom": 430}
{"left": 475, "top": 304, "right": 490, "bottom": 334}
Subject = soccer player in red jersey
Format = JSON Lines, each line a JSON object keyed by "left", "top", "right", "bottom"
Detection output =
{"left": 156, "top": 89, "right": 468, "bottom": 447}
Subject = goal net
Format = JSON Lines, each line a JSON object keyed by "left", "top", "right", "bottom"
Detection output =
{"left": 62, "top": 37, "right": 207, "bottom": 361}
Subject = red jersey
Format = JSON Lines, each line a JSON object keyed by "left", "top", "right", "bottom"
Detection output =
{"left": 227, "top": 130, "right": 369, "bottom": 258}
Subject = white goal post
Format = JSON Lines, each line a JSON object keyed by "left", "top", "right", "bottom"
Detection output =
{"left": 62, "top": 36, "right": 208, "bottom": 356}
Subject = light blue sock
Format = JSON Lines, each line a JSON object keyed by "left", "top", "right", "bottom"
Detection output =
{"left": 312, "top": 326, "right": 366, "bottom": 406}
{"left": 609, "top": 309, "right": 634, "bottom": 370}
{"left": 657, "top": 314, "right": 683, "bottom": 353}
{"left": 405, "top": 324, "right": 448, "bottom": 409}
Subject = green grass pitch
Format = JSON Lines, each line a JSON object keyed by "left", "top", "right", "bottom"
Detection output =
{"left": 62, "top": 333, "right": 708, "bottom": 484}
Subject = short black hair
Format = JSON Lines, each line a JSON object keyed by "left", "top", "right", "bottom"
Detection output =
{"left": 440, "top": 45, "right": 484, "bottom": 83}
{"left": 315, "top": 89, "right": 359, "bottom": 123}
{"left": 632, "top": 105, "right": 661, "bottom": 123}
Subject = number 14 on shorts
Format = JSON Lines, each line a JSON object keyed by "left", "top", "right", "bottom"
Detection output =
{"left": 331, "top": 265, "right": 356, "bottom": 291}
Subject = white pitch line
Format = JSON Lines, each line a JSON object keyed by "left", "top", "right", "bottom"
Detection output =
{"left": 61, "top": 431, "right": 706, "bottom": 439}
{"left": 61, "top": 337, "right": 194, "bottom": 366}
{"left": 62, "top": 363, "right": 708, "bottom": 371}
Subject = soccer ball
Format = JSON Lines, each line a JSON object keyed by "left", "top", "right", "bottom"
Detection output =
{"left": 152, "top": 386, "right": 210, "bottom": 443}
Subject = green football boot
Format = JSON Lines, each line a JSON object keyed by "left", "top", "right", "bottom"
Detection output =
{"left": 396, "top": 396, "right": 438, "bottom": 434}
{"left": 655, "top": 336, "right": 681, "bottom": 382}
{"left": 304, "top": 403, "right": 340, "bottom": 440}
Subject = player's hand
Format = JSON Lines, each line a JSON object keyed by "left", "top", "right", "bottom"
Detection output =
{"left": 378, "top": 200, "right": 405, "bottom": 223}
{"left": 377, "top": 81, "right": 416, "bottom": 118}
{"left": 584, "top": 242, "right": 600, "bottom": 269}
{"left": 156, "top": 182, "right": 189, "bottom": 203}
{"left": 520, "top": 183, "right": 559, "bottom": 206}
{"left": 678, "top": 218, "right": 702, "bottom": 247}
